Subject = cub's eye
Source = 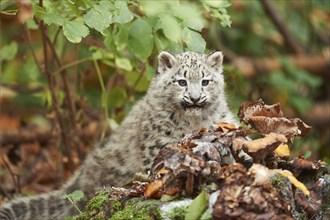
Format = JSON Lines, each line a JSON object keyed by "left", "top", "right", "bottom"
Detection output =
{"left": 178, "top": 79, "right": 187, "bottom": 86}
{"left": 202, "top": 80, "right": 210, "bottom": 86}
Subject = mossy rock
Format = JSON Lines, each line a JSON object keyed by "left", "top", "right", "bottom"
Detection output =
{"left": 73, "top": 189, "right": 164, "bottom": 220}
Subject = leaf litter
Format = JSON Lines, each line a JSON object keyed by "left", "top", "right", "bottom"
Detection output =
{"left": 75, "top": 99, "right": 330, "bottom": 219}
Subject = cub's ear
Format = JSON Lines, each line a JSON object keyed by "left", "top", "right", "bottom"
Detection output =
{"left": 157, "top": 51, "right": 177, "bottom": 74}
{"left": 207, "top": 51, "right": 223, "bottom": 72}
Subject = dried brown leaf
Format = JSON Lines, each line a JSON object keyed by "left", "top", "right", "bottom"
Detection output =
{"left": 238, "top": 99, "right": 311, "bottom": 141}
{"left": 215, "top": 122, "right": 238, "bottom": 132}
{"left": 144, "top": 180, "right": 163, "bottom": 198}
{"left": 290, "top": 157, "right": 320, "bottom": 170}
{"left": 234, "top": 133, "right": 287, "bottom": 162}
{"left": 238, "top": 99, "right": 283, "bottom": 123}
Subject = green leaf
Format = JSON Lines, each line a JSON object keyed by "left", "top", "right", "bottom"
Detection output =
{"left": 155, "top": 34, "right": 169, "bottom": 51}
{"left": 141, "top": 1, "right": 166, "bottom": 17}
{"left": 159, "top": 14, "right": 181, "bottom": 43}
{"left": 83, "top": 1, "right": 113, "bottom": 33}
{"left": 115, "top": 57, "right": 132, "bottom": 71}
{"left": 108, "top": 87, "right": 127, "bottom": 108}
{"left": 182, "top": 28, "right": 206, "bottom": 53}
{"left": 304, "top": 150, "right": 312, "bottom": 159}
{"left": 114, "top": 25, "right": 129, "bottom": 50}
{"left": 204, "top": 0, "right": 231, "bottom": 8}
{"left": 172, "top": 3, "right": 204, "bottom": 31}
{"left": 0, "top": 42, "right": 18, "bottom": 61}
{"left": 26, "top": 18, "right": 38, "bottom": 29}
{"left": 62, "top": 190, "right": 85, "bottom": 202}
{"left": 32, "top": 5, "right": 46, "bottom": 19}
{"left": 114, "top": 1, "right": 133, "bottom": 24}
{"left": 44, "top": 13, "right": 65, "bottom": 26}
{"left": 185, "top": 189, "right": 208, "bottom": 220}
{"left": 63, "top": 19, "right": 89, "bottom": 43}
{"left": 64, "top": 0, "right": 81, "bottom": 16}
{"left": 104, "top": 31, "right": 116, "bottom": 52}
{"left": 210, "top": 9, "right": 232, "bottom": 28}
{"left": 128, "top": 19, "right": 154, "bottom": 61}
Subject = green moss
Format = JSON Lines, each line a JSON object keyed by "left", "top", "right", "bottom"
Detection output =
{"left": 74, "top": 190, "right": 111, "bottom": 220}
{"left": 270, "top": 174, "right": 287, "bottom": 188}
{"left": 111, "top": 200, "right": 122, "bottom": 212}
{"left": 168, "top": 206, "right": 188, "bottom": 220}
{"left": 86, "top": 194, "right": 109, "bottom": 211}
{"left": 109, "top": 200, "right": 161, "bottom": 220}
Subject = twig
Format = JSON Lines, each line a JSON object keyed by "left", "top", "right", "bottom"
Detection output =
{"left": 2, "top": 157, "right": 20, "bottom": 194}
{"left": 0, "top": 184, "right": 12, "bottom": 199}
{"left": 93, "top": 59, "right": 108, "bottom": 139}
{"left": 52, "top": 26, "right": 63, "bottom": 46}
{"left": 127, "top": 64, "right": 146, "bottom": 98}
{"left": 64, "top": 194, "right": 83, "bottom": 214}
{"left": 133, "top": 65, "right": 146, "bottom": 92}
{"left": 44, "top": 33, "right": 77, "bottom": 126}
{"left": 53, "top": 57, "right": 92, "bottom": 75}
{"left": 38, "top": 0, "right": 75, "bottom": 174}
{"left": 260, "top": 0, "right": 304, "bottom": 55}
{"left": 24, "top": 24, "right": 43, "bottom": 74}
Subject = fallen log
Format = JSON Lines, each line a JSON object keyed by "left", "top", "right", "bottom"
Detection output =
{"left": 231, "top": 54, "right": 330, "bottom": 77}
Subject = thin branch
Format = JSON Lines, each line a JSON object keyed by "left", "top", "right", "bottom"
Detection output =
{"left": 93, "top": 59, "right": 108, "bottom": 139}
{"left": 44, "top": 33, "right": 76, "bottom": 129}
{"left": 24, "top": 24, "right": 43, "bottom": 74}
{"left": 127, "top": 63, "right": 146, "bottom": 98}
{"left": 0, "top": 184, "right": 12, "bottom": 199}
{"left": 0, "top": 11, "right": 17, "bottom": 16}
{"left": 53, "top": 57, "right": 92, "bottom": 75}
{"left": 52, "top": 26, "right": 63, "bottom": 46}
{"left": 2, "top": 157, "right": 20, "bottom": 194}
{"left": 260, "top": 0, "right": 304, "bottom": 55}
{"left": 38, "top": 0, "right": 75, "bottom": 174}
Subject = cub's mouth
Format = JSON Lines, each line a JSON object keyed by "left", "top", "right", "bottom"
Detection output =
{"left": 181, "top": 102, "right": 204, "bottom": 110}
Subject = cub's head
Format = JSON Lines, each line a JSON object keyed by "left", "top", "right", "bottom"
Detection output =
{"left": 150, "top": 51, "right": 226, "bottom": 116}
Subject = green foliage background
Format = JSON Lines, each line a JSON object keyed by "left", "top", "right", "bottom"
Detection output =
{"left": 1, "top": 0, "right": 329, "bottom": 162}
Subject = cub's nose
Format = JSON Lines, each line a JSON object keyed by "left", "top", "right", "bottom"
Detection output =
{"left": 190, "top": 96, "right": 201, "bottom": 104}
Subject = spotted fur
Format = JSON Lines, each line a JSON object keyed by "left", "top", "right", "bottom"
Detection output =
{"left": 0, "top": 51, "right": 237, "bottom": 219}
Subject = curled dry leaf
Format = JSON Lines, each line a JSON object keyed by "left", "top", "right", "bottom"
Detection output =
{"left": 144, "top": 180, "right": 163, "bottom": 198}
{"left": 238, "top": 99, "right": 283, "bottom": 123}
{"left": 215, "top": 122, "right": 237, "bottom": 132}
{"left": 233, "top": 133, "right": 287, "bottom": 163}
{"left": 238, "top": 99, "right": 311, "bottom": 142}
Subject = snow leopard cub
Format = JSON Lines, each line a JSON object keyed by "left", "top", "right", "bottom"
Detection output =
{"left": 0, "top": 51, "right": 237, "bottom": 220}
